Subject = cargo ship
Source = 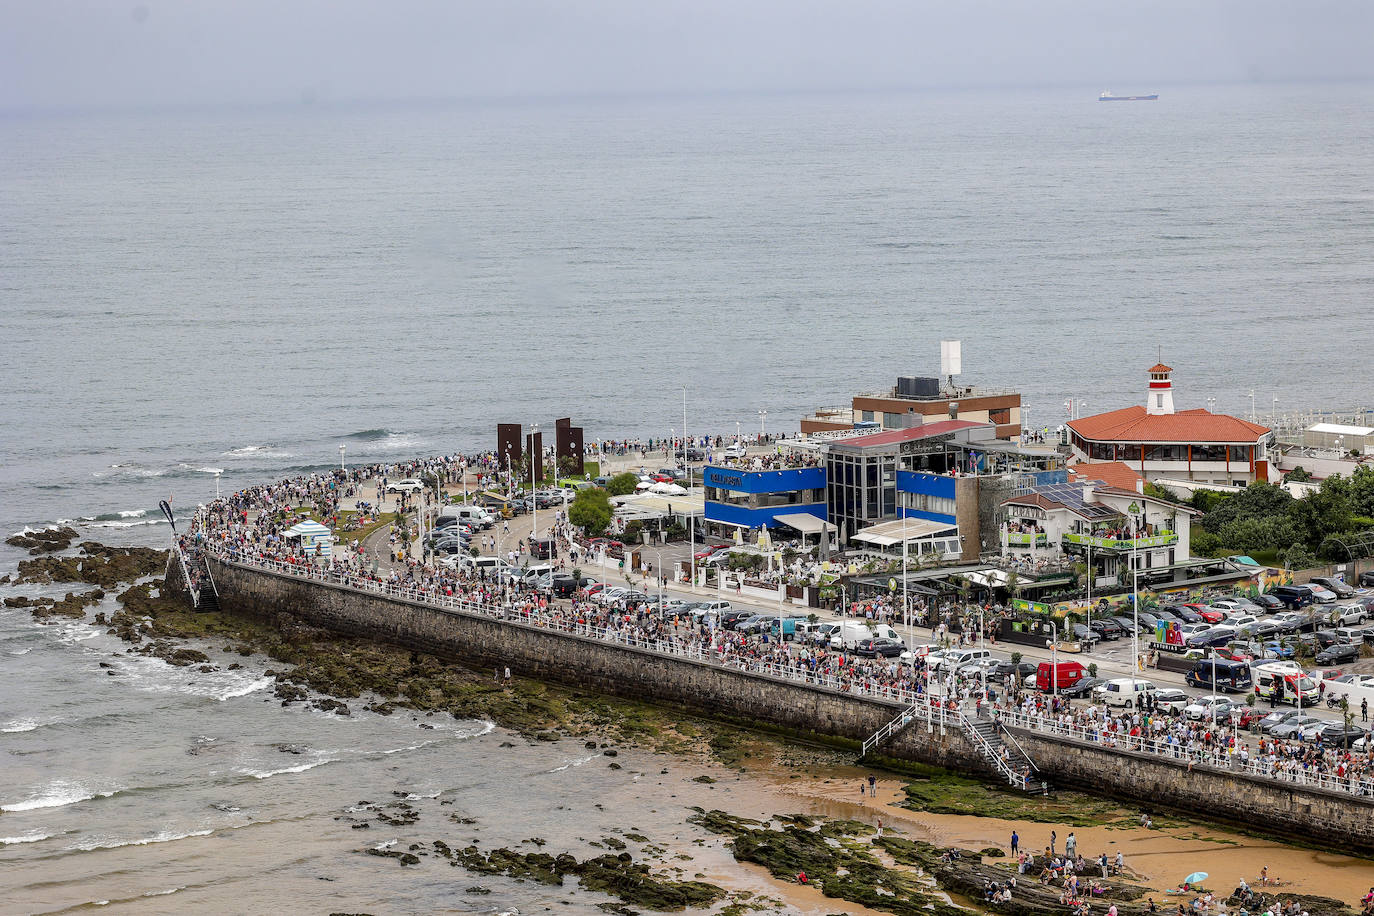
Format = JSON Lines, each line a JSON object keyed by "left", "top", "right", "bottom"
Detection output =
{"left": 1099, "top": 90, "right": 1158, "bottom": 101}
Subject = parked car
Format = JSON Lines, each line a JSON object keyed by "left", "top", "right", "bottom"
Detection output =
{"left": 385, "top": 478, "right": 424, "bottom": 493}
{"left": 1092, "top": 678, "right": 1156, "bottom": 709}
{"left": 1303, "top": 583, "right": 1339, "bottom": 603}
{"left": 1088, "top": 618, "right": 1123, "bottom": 640}
{"left": 1196, "top": 606, "right": 1228, "bottom": 624}
{"left": 1110, "top": 615, "right": 1138, "bottom": 635}
{"left": 1184, "top": 696, "right": 1237, "bottom": 721}
{"left": 1271, "top": 585, "right": 1316, "bottom": 609}
{"left": 854, "top": 637, "right": 907, "bottom": 659}
{"left": 1310, "top": 576, "right": 1356, "bottom": 599}
{"left": 1327, "top": 604, "right": 1368, "bottom": 626}
{"left": 1152, "top": 688, "right": 1191, "bottom": 714}
{"left": 1058, "top": 676, "right": 1105, "bottom": 699}
{"left": 1251, "top": 594, "right": 1285, "bottom": 612}
{"left": 1258, "top": 709, "right": 1302, "bottom": 734}
{"left": 1359, "top": 570, "right": 1374, "bottom": 588}
{"left": 1271, "top": 715, "right": 1324, "bottom": 739}
{"left": 1312, "top": 629, "right": 1342, "bottom": 650}
{"left": 1317, "top": 722, "right": 1366, "bottom": 748}
{"left": 987, "top": 660, "right": 1037, "bottom": 684}
{"left": 1315, "top": 642, "right": 1361, "bottom": 666}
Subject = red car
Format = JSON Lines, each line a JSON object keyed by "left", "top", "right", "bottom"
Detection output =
{"left": 693, "top": 545, "right": 726, "bottom": 561}
{"left": 1192, "top": 606, "right": 1225, "bottom": 624}
{"left": 583, "top": 583, "right": 606, "bottom": 596}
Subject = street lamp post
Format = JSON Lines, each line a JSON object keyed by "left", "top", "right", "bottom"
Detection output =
{"left": 1048, "top": 620, "right": 1060, "bottom": 702}
{"left": 531, "top": 423, "right": 540, "bottom": 544}
{"left": 339, "top": 444, "right": 346, "bottom": 471}
{"left": 759, "top": 409, "right": 767, "bottom": 441}
{"left": 214, "top": 471, "right": 221, "bottom": 501}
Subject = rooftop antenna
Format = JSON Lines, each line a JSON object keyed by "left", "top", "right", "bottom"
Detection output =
{"left": 940, "top": 340, "right": 962, "bottom": 391}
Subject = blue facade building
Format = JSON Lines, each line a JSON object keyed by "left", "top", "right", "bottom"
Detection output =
{"left": 702, "top": 466, "right": 827, "bottom": 531}
{"left": 895, "top": 471, "right": 957, "bottom": 526}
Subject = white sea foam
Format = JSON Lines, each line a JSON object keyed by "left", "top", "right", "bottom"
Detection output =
{"left": 549, "top": 752, "right": 601, "bottom": 773}
{"left": 1, "top": 782, "right": 117, "bottom": 812}
{"left": 215, "top": 676, "right": 273, "bottom": 701}
{"left": 86, "top": 519, "right": 163, "bottom": 529}
{"left": 73, "top": 829, "right": 213, "bottom": 851}
{"left": 8, "top": 647, "right": 33, "bottom": 656}
{"left": 0, "top": 833, "right": 51, "bottom": 845}
{"left": 1, "top": 719, "right": 44, "bottom": 733}
{"left": 239, "top": 759, "right": 333, "bottom": 780}
{"left": 117, "top": 509, "right": 148, "bottom": 519}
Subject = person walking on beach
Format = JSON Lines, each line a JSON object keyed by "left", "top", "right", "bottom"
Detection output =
{"left": 1010, "top": 830, "right": 1019, "bottom": 854}
{"left": 1065, "top": 831, "right": 1076, "bottom": 858}
{"left": 1050, "top": 830, "right": 1057, "bottom": 856}
{"left": 868, "top": 774, "right": 877, "bottom": 797}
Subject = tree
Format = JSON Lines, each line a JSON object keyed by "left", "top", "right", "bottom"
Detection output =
{"left": 1283, "top": 466, "right": 1314, "bottom": 483}
{"left": 568, "top": 487, "right": 612, "bottom": 535}
{"left": 605, "top": 472, "right": 639, "bottom": 496}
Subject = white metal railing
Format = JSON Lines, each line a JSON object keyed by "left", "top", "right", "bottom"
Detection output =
{"left": 200, "top": 544, "right": 1374, "bottom": 801}
{"left": 174, "top": 546, "right": 200, "bottom": 608}
{"left": 996, "top": 708, "right": 1374, "bottom": 799}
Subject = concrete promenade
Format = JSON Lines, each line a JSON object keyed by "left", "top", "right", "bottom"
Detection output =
{"left": 204, "top": 549, "right": 1374, "bottom": 855}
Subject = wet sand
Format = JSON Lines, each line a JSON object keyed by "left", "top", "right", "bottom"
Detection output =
{"left": 748, "top": 772, "right": 1374, "bottom": 905}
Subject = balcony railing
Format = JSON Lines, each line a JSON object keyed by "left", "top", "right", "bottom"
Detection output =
{"left": 1004, "top": 531, "right": 1049, "bottom": 548}
{"left": 1063, "top": 531, "right": 1178, "bottom": 550}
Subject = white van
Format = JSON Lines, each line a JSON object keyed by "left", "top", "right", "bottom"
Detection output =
{"left": 1092, "top": 678, "right": 1156, "bottom": 708}
{"left": 698, "top": 600, "right": 733, "bottom": 614}
{"left": 439, "top": 505, "right": 494, "bottom": 530}
{"left": 929, "top": 647, "right": 993, "bottom": 673}
{"left": 830, "top": 620, "right": 900, "bottom": 650}
{"left": 462, "top": 555, "right": 511, "bottom": 576}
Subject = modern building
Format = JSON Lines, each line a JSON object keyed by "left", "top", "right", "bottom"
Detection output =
{"left": 701, "top": 465, "right": 829, "bottom": 537}
{"left": 801, "top": 375, "right": 1022, "bottom": 440}
{"left": 1066, "top": 365, "right": 1274, "bottom": 486}
{"left": 1303, "top": 423, "right": 1373, "bottom": 455}
{"left": 1001, "top": 477, "right": 1197, "bottom": 589}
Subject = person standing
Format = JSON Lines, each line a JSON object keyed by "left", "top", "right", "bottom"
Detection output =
{"left": 1010, "top": 830, "right": 1019, "bottom": 854}
{"left": 1362, "top": 697, "right": 1368, "bottom": 723}
{"left": 868, "top": 774, "right": 877, "bottom": 797}
{"left": 1065, "top": 831, "right": 1076, "bottom": 858}
{"left": 1050, "top": 830, "right": 1057, "bottom": 856}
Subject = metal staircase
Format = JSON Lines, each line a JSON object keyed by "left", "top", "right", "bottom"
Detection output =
{"left": 861, "top": 700, "right": 1048, "bottom": 794}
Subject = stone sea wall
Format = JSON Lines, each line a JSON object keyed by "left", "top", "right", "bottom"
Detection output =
{"left": 211, "top": 558, "right": 1374, "bottom": 854}
{"left": 1009, "top": 728, "right": 1374, "bottom": 855}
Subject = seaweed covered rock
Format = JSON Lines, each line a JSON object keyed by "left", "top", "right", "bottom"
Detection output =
{"left": 6, "top": 526, "right": 79, "bottom": 554}
{"left": 16, "top": 543, "right": 167, "bottom": 588}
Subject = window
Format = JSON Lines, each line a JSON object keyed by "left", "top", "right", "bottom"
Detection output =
{"left": 861, "top": 410, "right": 874, "bottom": 422}
{"left": 883, "top": 412, "right": 902, "bottom": 428}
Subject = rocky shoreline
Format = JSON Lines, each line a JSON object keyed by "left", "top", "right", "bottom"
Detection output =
{"left": 2, "top": 542, "right": 1364, "bottom": 916}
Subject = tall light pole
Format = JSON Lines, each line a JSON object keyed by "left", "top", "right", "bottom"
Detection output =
{"left": 214, "top": 471, "right": 221, "bottom": 501}
{"left": 759, "top": 409, "right": 767, "bottom": 441}
{"left": 901, "top": 503, "right": 909, "bottom": 635}
{"left": 530, "top": 423, "right": 540, "bottom": 544}
{"left": 1131, "top": 503, "right": 1141, "bottom": 678}
{"left": 339, "top": 444, "right": 346, "bottom": 471}
{"left": 681, "top": 387, "right": 689, "bottom": 491}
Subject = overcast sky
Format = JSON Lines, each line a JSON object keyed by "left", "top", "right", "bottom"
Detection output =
{"left": 3, "top": 0, "right": 1372, "bottom": 111}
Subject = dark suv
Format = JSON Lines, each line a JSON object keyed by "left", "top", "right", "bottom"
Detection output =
{"left": 1088, "top": 618, "right": 1123, "bottom": 640}
{"left": 1271, "top": 585, "right": 1315, "bottom": 609}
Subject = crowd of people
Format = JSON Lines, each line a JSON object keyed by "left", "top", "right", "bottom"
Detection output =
{"left": 180, "top": 464, "right": 1374, "bottom": 804}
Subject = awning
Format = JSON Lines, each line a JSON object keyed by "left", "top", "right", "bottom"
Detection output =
{"left": 851, "top": 517, "right": 958, "bottom": 548}
{"left": 773, "top": 513, "right": 837, "bottom": 536}
{"left": 963, "top": 569, "right": 1011, "bottom": 588}
{"left": 284, "top": 520, "right": 331, "bottom": 538}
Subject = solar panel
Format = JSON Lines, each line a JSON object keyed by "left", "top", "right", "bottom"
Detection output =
{"left": 1034, "top": 481, "right": 1119, "bottom": 519}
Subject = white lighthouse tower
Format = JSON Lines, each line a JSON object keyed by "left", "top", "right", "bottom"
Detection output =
{"left": 1146, "top": 363, "right": 1175, "bottom": 416}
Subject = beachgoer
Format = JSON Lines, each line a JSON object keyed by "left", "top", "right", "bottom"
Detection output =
{"left": 1011, "top": 830, "right": 1019, "bottom": 854}
{"left": 868, "top": 774, "right": 877, "bottom": 796}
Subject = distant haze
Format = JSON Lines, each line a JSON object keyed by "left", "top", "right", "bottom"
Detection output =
{"left": 2, "top": 0, "right": 1373, "bottom": 111}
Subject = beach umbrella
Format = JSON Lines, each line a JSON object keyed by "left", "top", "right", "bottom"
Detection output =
{"left": 1183, "top": 872, "right": 1208, "bottom": 885}
{"left": 635, "top": 481, "right": 653, "bottom": 490}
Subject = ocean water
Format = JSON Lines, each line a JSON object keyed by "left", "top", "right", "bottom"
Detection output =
{"left": 2, "top": 82, "right": 1373, "bottom": 911}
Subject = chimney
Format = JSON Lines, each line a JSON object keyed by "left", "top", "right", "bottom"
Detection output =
{"left": 1083, "top": 484, "right": 1095, "bottom": 504}
{"left": 948, "top": 401, "right": 958, "bottom": 420}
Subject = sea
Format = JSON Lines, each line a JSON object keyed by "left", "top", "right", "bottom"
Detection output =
{"left": 2, "top": 81, "right": 1373, "bottom": 913}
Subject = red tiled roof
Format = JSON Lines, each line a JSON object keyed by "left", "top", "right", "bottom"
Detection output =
{"left": 1069, "top": 461, "right": 1143, "bottom": 493}
{"left": 831, "top": 419, "right": 987, "bottom": 448}
{"left": 1067, "top": 406, "right": 1269, "bottom": 443}
{"left": 1147, "top": 363, "right": 1173, "bottom": 373}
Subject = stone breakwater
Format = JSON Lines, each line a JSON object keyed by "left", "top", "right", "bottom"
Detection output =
{"left": 210, "top": 557, "right": 1374, "bottom": 856}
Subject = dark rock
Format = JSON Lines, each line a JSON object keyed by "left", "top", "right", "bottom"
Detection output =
{"left": 603, "top": 749, "right": 618, "bottom": 757}
{"left": 7, "top": 526, "right": 79, "bottom": 554}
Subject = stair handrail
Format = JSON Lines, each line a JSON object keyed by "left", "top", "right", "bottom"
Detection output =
{"left": 957, "top": 710, "right": 1022, "bottom": 787}
{"left": 173, "top": 545, "right": 199, "bottom": 608}
{"left": 992, "top": 715, "right": 1041, "bottom": 774}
